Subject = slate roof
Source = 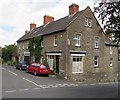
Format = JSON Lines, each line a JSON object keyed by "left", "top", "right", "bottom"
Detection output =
{"left": 17, "top": 9, "right": 85, "bottom": 42}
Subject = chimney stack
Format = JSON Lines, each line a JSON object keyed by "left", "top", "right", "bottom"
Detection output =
{"left": 44, "top": 15, "right": 54, "bottom": 25}
{"left": 30, "top": 23, "right": 36, "bottom": 30}
{"left": 69, "top": 3, "right": 79, "bottom": 15}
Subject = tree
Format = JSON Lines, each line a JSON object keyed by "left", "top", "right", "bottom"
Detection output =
{"left": 28, "top": 36, "right": 42, "bottom": 63}
{"left": 2, "top": 44, "right": 18, "bottom": 62}
{"left": 94, "top": 1, "right": 120, "bottom": 45}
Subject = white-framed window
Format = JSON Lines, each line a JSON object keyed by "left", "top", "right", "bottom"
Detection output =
{"left": 94, "top": 36, "right": 99, "bottom": 48}
{"left": 85, "top": 17, "right": 92, "bottom": 27}
{"left": 110, "top": 47, "right": 112, "bottom": 54}
{"left": 26, "top": 45, "right": 28, "bottom": 49}
{"left": 75, "top": 34, "right": 80, "bottom": 46}
{"left": 94, "top": 56, "right": 99, "bottom": 67}
{"left": 41, "top": 41, "right": 44, "bottom": 47}
{"left": 47, "top": 55, "right": 54, "bottom": 70}
{"left": 54, "top": 35, "right": 57, "bottom": 46}
{"left": 23, "top": 45, "right": 25, "bottom": 49}
{"left": 72, "top": 56, "right": 83, "bottom": 74}
{"left": 110, "top": 57, "right": 113, "bottom": 67}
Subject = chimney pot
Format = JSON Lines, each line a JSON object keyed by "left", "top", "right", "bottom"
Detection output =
{"left": 30, "top": 23, "right": 36, "bottom": 30}
{"left": 44, "top": 15, "right": 54, "bottom": 25}
{"left": 69, "top": 3, "right": 79, "bottom": 15}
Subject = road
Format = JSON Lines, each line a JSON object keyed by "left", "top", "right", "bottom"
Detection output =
{"left": 2, "top": 65, "right": 119, "bottom": 98}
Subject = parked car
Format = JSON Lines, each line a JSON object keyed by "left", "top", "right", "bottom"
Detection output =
{"left": 26, "top": 63, "right": 50, "bottom": 76}
{"left": 16, "top": 61, "right": 27, "bottom": 70}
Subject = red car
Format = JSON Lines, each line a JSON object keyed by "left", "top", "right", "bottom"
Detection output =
{"left": 26, "top": 63, "right": 50, "bottom": 76}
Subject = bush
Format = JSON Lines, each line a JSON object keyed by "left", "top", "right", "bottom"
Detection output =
{"left": 43, "top": 57, "right": 49, "bottom": 67}
{"left": 6, "top": 61, "right": 17, "bottom": 66}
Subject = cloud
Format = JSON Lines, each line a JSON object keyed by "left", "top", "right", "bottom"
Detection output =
{"left": 0, "top": 0, "right": 96, "bottom": 47}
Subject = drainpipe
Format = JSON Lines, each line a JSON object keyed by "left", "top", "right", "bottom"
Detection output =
{"left": 65, "top": 28, "right": 69, "bottom": 79}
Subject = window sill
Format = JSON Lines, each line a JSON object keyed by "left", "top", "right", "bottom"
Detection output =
{"left": 84, "top": 26, "right": 92, "bottom": 28}
{"left": 54, "top": 45, "right": 57, "bottom": 47}
{"left": 72, "top": 72, "right": 83, "bottom": 74}
{"left": 94, "top": 65, "right": 99, "bottom": 68}
{"left": 94, "top": 47, "right": 99, "bottom": 49}
{"left": 75, "top": 44, "right": 80, "bottom": 47}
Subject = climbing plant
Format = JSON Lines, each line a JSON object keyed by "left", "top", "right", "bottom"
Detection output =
{"left": 28, "top": 36, "right": 42, "bottom": 63}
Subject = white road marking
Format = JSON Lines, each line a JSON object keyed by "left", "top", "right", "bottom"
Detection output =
{"left": 39, "top": 85, "right": 46, "bottom": 87}
{"left": 22, "top": 77, "right": 40, "bottom": 87}
{"left": 5, "top": 90, "right": 16, "bottom": 93}
{"left": 56, "top": 84, "right": 62, "bottom": 86}
{"left": 33, "top": 88, "right": 40, "bottom": 90}
{"left": 70, "top": 83, "right": 78, "bottom": 86}
{"left": 8, "top": 71, "right": 17, "bottom": 76}
{"left": 19, "top": 89, "right": 29, "bottom": 91}
{"left": 42, "top": 86, "right": 50, "bottom": 89}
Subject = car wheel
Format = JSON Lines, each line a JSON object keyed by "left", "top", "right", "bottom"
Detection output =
{"left": 34, "top": 71, "right": 37, "bottom": 76}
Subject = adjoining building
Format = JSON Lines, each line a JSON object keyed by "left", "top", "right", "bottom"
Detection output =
{"left": 17, "top": 3, "right": 118, "bottom": 82}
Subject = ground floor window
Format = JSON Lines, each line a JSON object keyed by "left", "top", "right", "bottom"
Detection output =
{"left": 110, "top": 57, "right": 113, "bottom": 67}
{"left": 72, "top": 56, "right": 83, "bottom": 74}
{"left": 47, "top": 55, "right": 54, "bottom": 70}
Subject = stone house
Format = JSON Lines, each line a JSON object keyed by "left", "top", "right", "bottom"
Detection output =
{"left": 17, "top": 3, "right": 118, "bottom": 81}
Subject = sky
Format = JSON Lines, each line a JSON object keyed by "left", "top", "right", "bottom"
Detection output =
{"left": 0, "top": 0, "right": 99, "bottom": 47}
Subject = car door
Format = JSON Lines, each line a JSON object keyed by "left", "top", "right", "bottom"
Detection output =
{"left": 31, "top": 63, "right": 36, "bottom": 73}
{"left": 29, "top": 63, "right": 34, "bottom": 73}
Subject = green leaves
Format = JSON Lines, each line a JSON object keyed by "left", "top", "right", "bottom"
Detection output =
{"left": 94, "top": 1, "right": 120, "bottom": 45}
{"left": 28, "top": 36, "right": 42, "bottom": 63}
{"left": 2, "top": 44, "right": 18, "bottom": 62}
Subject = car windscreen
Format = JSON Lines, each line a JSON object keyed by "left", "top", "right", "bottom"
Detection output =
{"left": 20, "top": 61, "right": 26, "bottom": 65}
{"left": 41, "top": 65, "right": 49, "bottom": 69}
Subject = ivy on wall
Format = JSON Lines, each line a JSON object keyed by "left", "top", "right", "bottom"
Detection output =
{"left": 28, "top": 36, "right": 42, "bottom": 63}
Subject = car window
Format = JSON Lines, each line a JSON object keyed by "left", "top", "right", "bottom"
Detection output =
{"left": 35, "top": 63, "right": 40, "bottom": 68}
{"left": 20, "top": 61, "right": 26, "bottom": 65}
{"left": 41, "top": 65, "right": 48, "bottom": 69}
{"left": 31, "top": 63, "right": 35, "bottom": 66}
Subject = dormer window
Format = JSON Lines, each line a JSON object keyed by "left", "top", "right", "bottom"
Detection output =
{"left": 54, "top": 35, "right": 57, "bottom": 46}
{"left": 85, "top": 17, "right": 92, "bottom": 27}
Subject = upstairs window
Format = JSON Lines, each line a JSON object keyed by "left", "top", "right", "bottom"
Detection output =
{"left": 110, "top": 57, "right": 113, "bottom": 67}
{"left": 54, "top": 35, "right": 57, "bottom": 46}
{"left": 22, "top": 45, "right": 25, "bottom": 49}
{"left": 94, "top": 37, "right": 99, "bottom": 48}
{"left": 26, "top": 45, "right": 28, "bottom": 49}
{"left": 110, "top": 47, "right": 112, "bottom": 54}
{"left": 75, "top": 34, "right": 80, "bottom": 46}
{"left": 85, "top": 17, "right": 92, "bottom": 27}
{"left": 94, "top": 56, "right": 99, "bottom": 67}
